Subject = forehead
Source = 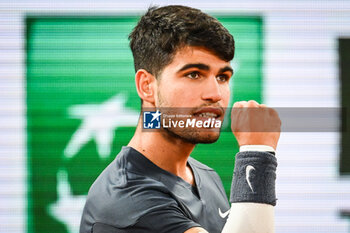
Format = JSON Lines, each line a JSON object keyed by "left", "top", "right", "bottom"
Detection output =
{"left": 166, "top": 46, "right": 231, "bottom": 71}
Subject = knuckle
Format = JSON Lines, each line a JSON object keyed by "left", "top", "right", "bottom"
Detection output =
{"left": 233, "top": 101, "right": 242, "bottom": 107}
{"left": 240, "top": 101, "right": 248, "bottom": 107}
{"left": 247, "top": 100, "right": 258, "bottom": 107}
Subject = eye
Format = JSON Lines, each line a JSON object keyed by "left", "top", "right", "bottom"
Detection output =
{"left": 216, "top": 74, "right": 230, "bottom": 82}
{"left": 185, "top": 71, "right": 200, "bottom": 79}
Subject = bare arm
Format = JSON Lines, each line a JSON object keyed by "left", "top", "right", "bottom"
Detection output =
{"left": 184, "top": 227, "right": 209, "bottom": 233}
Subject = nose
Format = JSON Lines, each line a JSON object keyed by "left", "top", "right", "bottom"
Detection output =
{"left": 201, "top": 76, "right": 222, "bottom": 103}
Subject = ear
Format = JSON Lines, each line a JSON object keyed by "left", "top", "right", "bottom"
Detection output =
{"left": 134, "top": 69, "right": 157, "bottom": 106}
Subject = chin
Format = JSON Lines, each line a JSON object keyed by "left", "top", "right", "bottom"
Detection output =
{"left": 164, "top": 127, "right": 221, "bottom": 144}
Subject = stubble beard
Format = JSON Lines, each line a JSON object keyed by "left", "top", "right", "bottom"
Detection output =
{"left": 157, "top": 91, "right": 221, "bottom": 145}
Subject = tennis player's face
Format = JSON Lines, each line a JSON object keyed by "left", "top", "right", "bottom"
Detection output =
{"left": 156, "top": 46, "right": 233, "bottom": 144}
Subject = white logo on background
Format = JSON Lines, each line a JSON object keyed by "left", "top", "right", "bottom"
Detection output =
{"left": 64, "top": 93, "right": 139, "bottom": 159}
{"left": 246, "top": 165, "right": 255, "bottom": 193}
{"left": 48, "top": 169, "right": 86, "bottom": 233}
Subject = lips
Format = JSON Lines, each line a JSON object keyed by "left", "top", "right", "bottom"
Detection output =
{"left": 193, "top": 107, "right": 224, "bottom": 119}
{"left": 198, "top": 112, "right": 218, "bottom": 118}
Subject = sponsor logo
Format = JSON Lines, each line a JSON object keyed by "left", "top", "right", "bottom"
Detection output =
{"left": 246, "top": 165, "right": 256, "bottom": 193}
{"left": 218, "top": 208, "right": 231, "bottom": 218}
{"left": 64, "top": 94, "right": 139, "bottom": 159}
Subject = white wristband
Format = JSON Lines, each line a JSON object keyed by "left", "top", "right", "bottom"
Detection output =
{"left": 239, "top": 145, "right": 275, "bottom": 154}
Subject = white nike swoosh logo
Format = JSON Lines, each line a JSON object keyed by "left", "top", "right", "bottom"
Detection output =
{"left": 218, "top": 208, "right": 230, "bottom": 218}
{"left": 246, "top": 165, "right": 255, "bottom": 193}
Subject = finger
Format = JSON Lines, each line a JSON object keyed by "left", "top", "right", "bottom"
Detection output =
{"left": 233, "top": 101, "right": 247, "bottom": 108}
{"left": 233, "top": 102, "right": 242, "bottom": 108}
{"left": 231, "top": 102, "right": 242, "bottom": 116}
{"left": 239, "top": 101, "right": 249, "bottom": 108}
{"left": 268, "top": 108, "right": 279, "bottom": 118}
{"left": 247, "top": 100, "right": 259, "bottom": 107}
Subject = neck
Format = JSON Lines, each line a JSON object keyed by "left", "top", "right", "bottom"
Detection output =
{"left": 128, "top": 121, "right": 196, "bottom": 184}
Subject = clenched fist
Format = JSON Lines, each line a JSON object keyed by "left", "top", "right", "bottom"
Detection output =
{"left": 231, "top": 100, "right": 281, "bottom": 150}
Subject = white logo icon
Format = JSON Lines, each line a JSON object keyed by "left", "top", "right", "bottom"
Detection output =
{"left": 218, "top": 208, "right": 230, "bottom": 218}
{"left": 151, "top": 110, "right": 161, "bottom": 122}
{"left": 48, "top": 169, "right": 86, "bottom": 233}
{"left": 246, "top": 165, "right": 256, "bottom": 193}
{"left": 143, "top": 110, "right": 161, "bottom": 129}
{"left": 64, "top": 93, "right": 139, "bottom": 159}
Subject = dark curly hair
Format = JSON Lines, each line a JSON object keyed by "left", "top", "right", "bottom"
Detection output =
{"left": 129, "top": 5, "right": 235, "bottom": 77}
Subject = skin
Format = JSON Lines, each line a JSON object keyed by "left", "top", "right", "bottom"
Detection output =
{"left": 129, "top": 46, "right": 233, "bottom": 186}
{"left": 156, "top": 46, "right": 232, "bottom": 144}
{"left": 128, "top": 45, "right": 281, "bottom": 233}
{"left": 231, "top": 101, "right": 281, "bottom": 150}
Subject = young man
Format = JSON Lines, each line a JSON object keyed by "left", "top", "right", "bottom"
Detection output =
{"left": 80, "top": 5, "right": 281, "bottom": 233}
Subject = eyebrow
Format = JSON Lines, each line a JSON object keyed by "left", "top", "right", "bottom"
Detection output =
{"left": 177, "top": 63, "right": 233, "bottom": 75}
{"left": 177, "top": 63, "right": 210, "bottom": 73}
{"left": 219, "top": 66, "right": 234, "bottom": 75}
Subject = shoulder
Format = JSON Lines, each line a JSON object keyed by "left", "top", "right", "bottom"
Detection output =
{"left": 82, "top": 150, "right": 177, "bottom": 229}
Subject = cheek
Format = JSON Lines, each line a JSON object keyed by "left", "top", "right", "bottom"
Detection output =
{"left": 221, "top": 86, "right": 231, "bottom": 105}
{"left": 159, "top": 85, "right": 188, "bottom": 106}
{"left": 170, "top": 88, "right": 195, "bottom": 106}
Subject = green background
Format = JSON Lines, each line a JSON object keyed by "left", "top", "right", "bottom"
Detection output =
{"left": 26, "top": 16, "right": 262, "bottom": 232}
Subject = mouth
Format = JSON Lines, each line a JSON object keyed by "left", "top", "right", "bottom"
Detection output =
{"left": 193, "top": 107, "right": 224, "bottom": 120}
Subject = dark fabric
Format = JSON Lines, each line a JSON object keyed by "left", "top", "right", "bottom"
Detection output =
{"left": 93, "top": 223, "right": 129, "bottom": 233}
{"left": 92, "top": 214, "right": 199, "bottom": 233}
{"left": 230, "top": 151, "right": 278, "bottom": 206}
{"left": 80, "top": 146, "right": 230, "bottom": 233}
